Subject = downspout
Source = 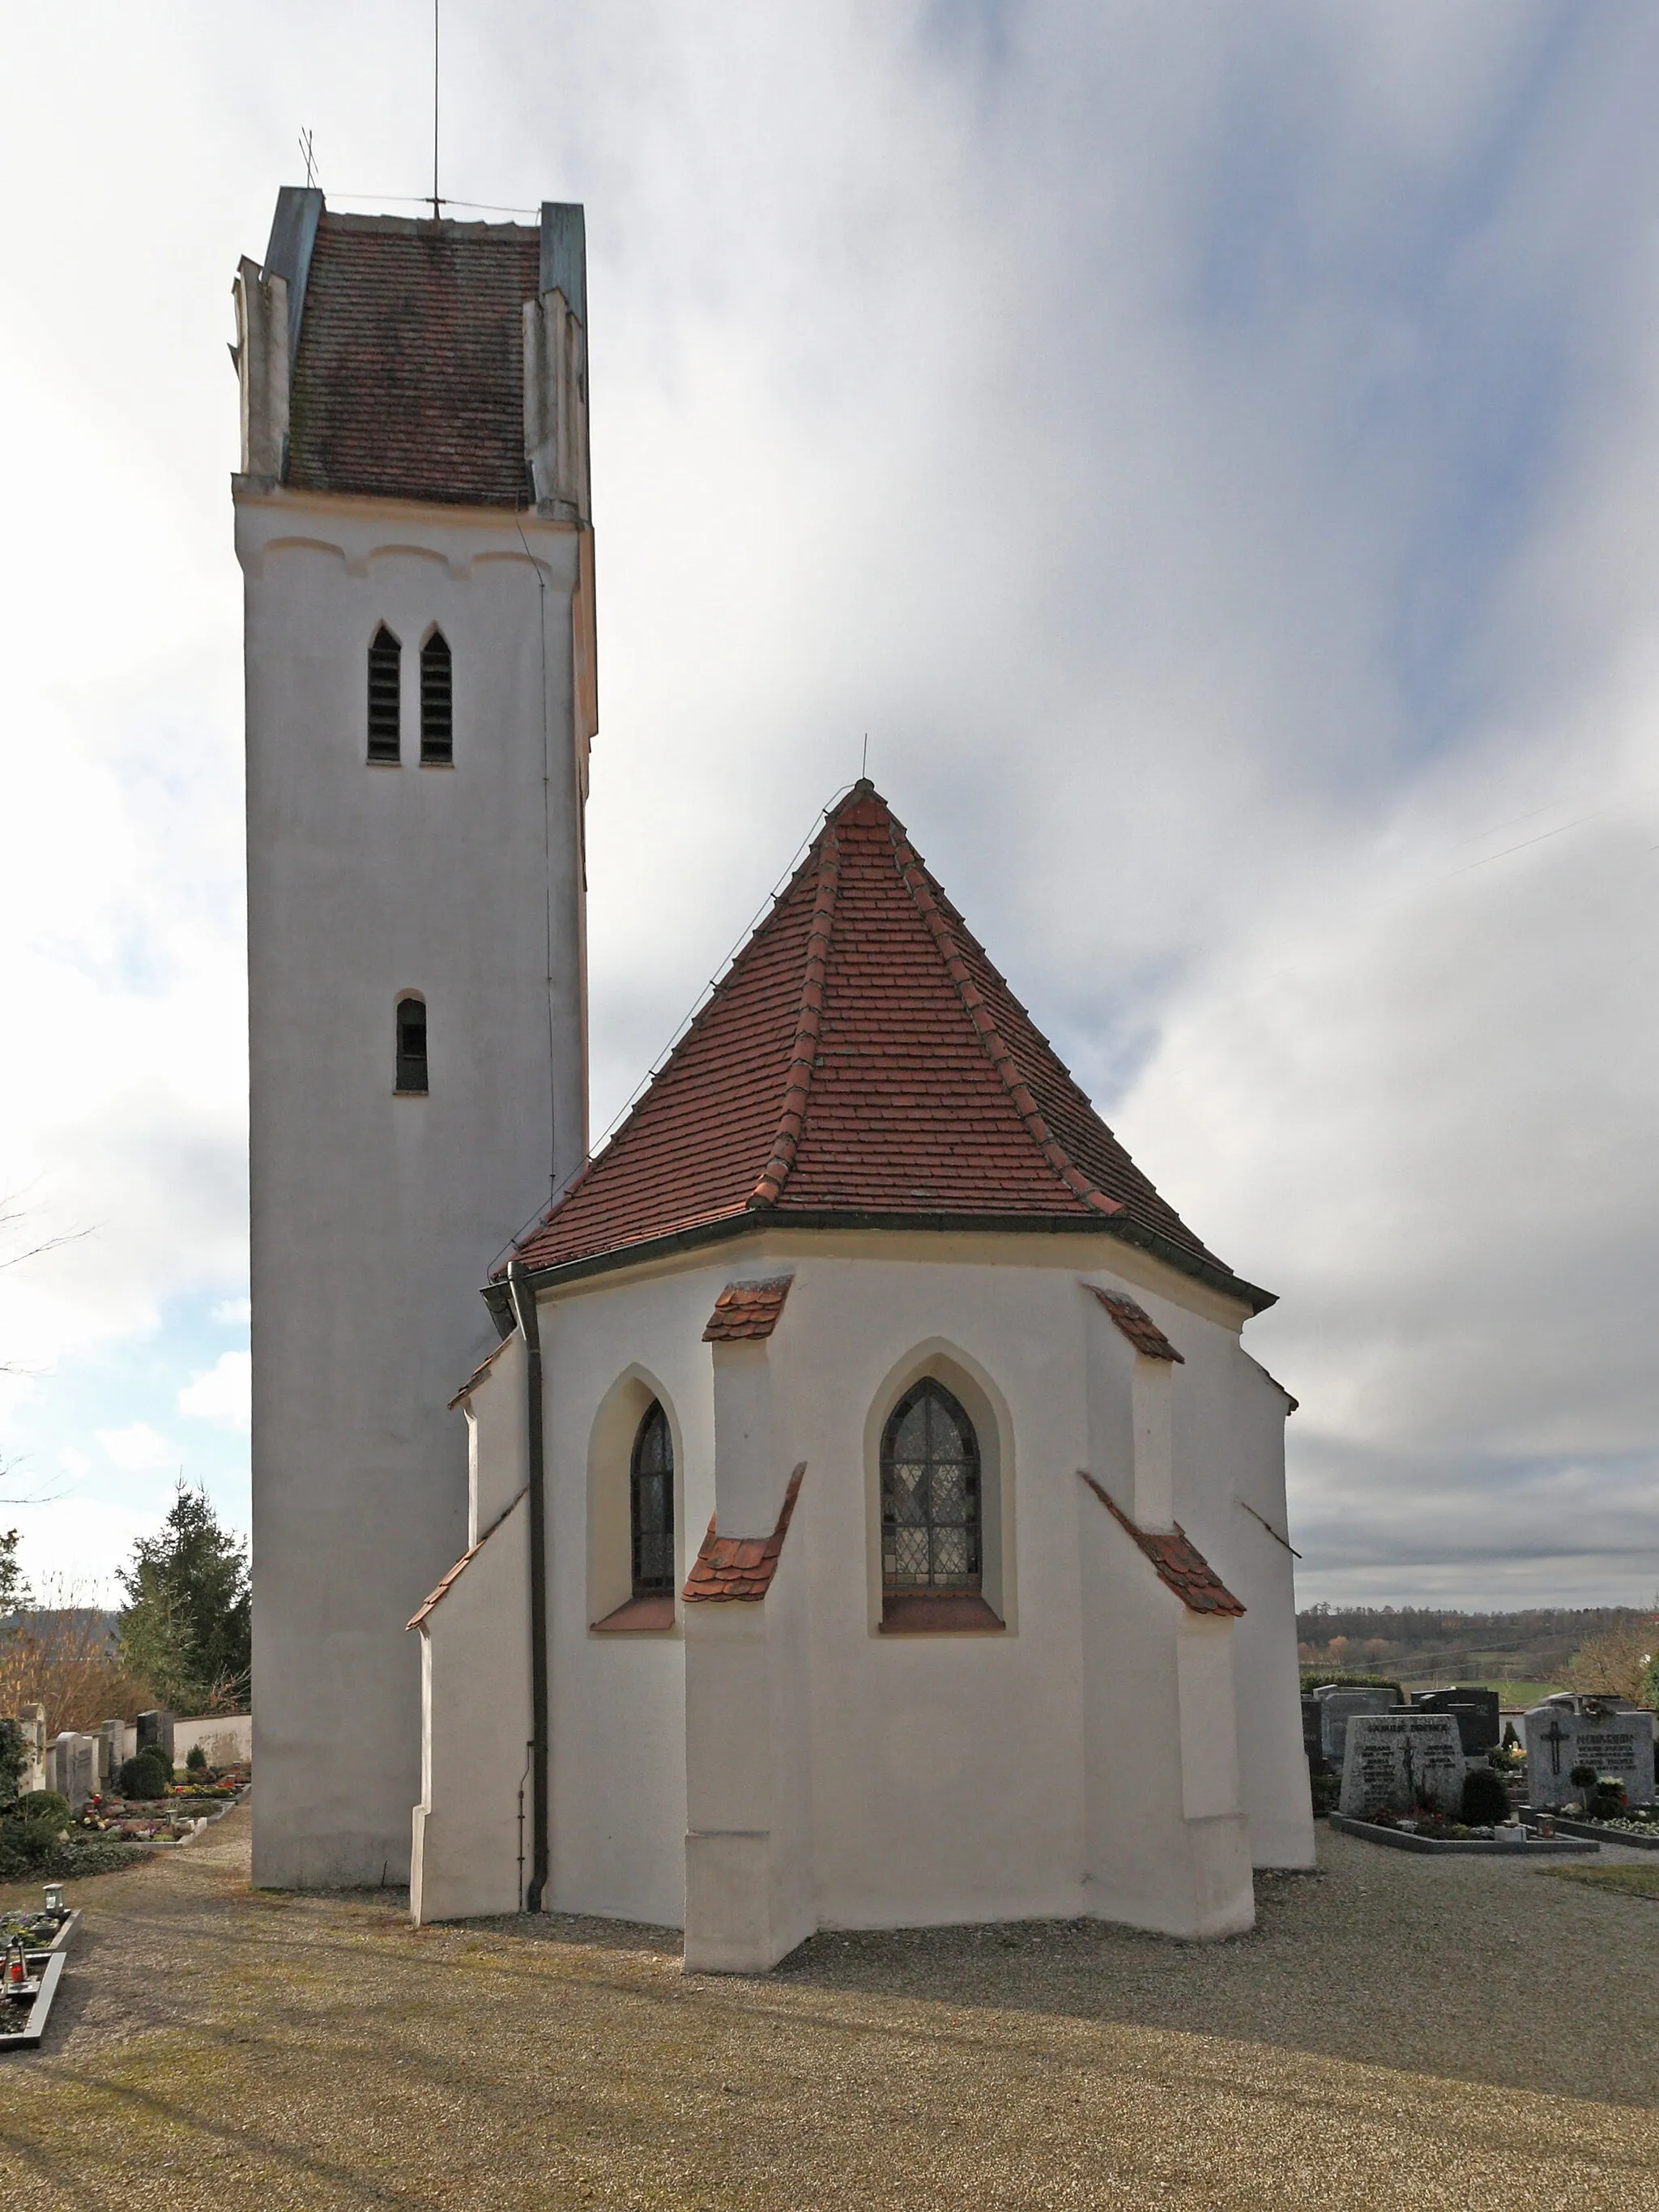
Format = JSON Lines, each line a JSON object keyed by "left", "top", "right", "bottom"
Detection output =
{"left": 507, "top": 1259, "right": 550, "bottom": 1912}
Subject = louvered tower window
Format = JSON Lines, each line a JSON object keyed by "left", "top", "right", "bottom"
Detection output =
{"left": 367, "top": 625, "right": 401, "bottom": 762}
{"left": 881, "top": 1379, "right": 982, "bottom": 1591}
{"left": 630, "top": 1400, "right": 675, "bottom": 1596}
{"left": 420, "top": 630, "right": 453, "bottom": 763}
{"left": 395, "top": 995, "right": 428, "bottom": 1094}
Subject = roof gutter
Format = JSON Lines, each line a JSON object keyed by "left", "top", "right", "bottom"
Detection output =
{"left": 505, "top": 1259, "right": 550, "bottom": 1913}
{"left": 484, "top": 1205, "right": 1275, "bottom": 1327}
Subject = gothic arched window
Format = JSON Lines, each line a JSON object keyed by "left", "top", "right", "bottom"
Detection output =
{"left": 395, "top": 994, "right": 428, "bottom": 1094}
{"left": 367, "top": 624, "right": 401, "bottom": 762}
{"left": 420, "top": 629, "right": 453, "bottom": 764}
{"left": 630, "top": 1400, "right": 674, "bottom": 1596}
{"left": 881, "top": 1379, "right": 981, "bottom": 1592}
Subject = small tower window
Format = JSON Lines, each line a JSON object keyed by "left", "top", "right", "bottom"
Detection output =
{"left": 629, "top": 1400, "right": 675, "bottom": 1596}
{"left": 368, "top": 625, "right": 401, "bottom": 762}
{"left": 420, "top": 631, "right": 453, "bottom": 764}
{"left": 881, "top": 1379, "right": 982, "bottom": 1592}
{"left": 395, "top": 995, "right": 428, "bottom": 1094}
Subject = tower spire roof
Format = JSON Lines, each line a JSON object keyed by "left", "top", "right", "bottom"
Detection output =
{"left": 509, "top": 782, "right": 1270, "bottom": 1310}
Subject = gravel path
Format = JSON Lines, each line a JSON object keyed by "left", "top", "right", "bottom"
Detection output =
{"left": 2, "top": 1807, "right": 1658, "bottom": 2208}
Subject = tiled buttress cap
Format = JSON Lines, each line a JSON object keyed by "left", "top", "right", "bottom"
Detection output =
{"left": 1078, "top": 1473, "right": 1245, "bottom": 1619}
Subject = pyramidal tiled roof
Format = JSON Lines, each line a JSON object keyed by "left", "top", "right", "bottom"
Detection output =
{"left": 509, "top": 784, "right": 1269, "bottom": 1308}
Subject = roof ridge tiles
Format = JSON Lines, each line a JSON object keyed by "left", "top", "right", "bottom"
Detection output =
{"left": 749, "top": 827, "right": 840, "bottom": 1208}
{"left": 885, "top": 815, "right": 1120, "bottom": 1221}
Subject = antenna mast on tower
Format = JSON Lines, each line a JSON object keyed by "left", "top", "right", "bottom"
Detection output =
{"left": 431, "top": 0, "right": 441, "bottom": 219}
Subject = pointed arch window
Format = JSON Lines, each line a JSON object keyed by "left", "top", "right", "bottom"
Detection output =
{"left": 367, "top": 624, "right": 401, "bottom": 762}
{"left": 395, "top": 994, "right": 428, "bottom": 1094}
{"left": 630, "top": 1400, "right": 675, "bottom": 1596}
{"left": 420, "top": 629, "right": 453, "bottom": 764}
{"left": 881, "top": 1379, "right": 982, "bottom": 1592}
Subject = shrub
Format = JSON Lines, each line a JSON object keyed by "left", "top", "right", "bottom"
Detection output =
{"left": 1461, "top": 1767, "right": 1512, "bottom": 1826}
{"left": 186, "top": 1743, "right": 207, "bottom": 1772}
{"left": 1570, "top": 1762, "right": 1599, "bottom": 1793}
{"left": 1308, "top": 1767, "right": 1341, "bottom": 1815}
{"left": 6, "top": 1788, "right": 71, "bottom": 1827}
{"left": 119, "top": 1749, "right": 173, "bottom": 1800}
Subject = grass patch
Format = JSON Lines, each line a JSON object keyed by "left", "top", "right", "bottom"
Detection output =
{"left": 1536, "top": 1863, "right": 1659, "bottom": 1902}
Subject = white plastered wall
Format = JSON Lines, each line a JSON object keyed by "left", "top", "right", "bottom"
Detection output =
{"left": 446, "top": 1225, "right": 1299, "bottom": 1944}
{"left": 239, "top": 488, "right": 589, "bottom": 1889}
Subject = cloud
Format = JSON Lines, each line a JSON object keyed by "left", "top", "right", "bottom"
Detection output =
{"left": 57, "top": 1448, "right": 91, "bottom": 1479}
{"left": 2, "top": 3, "right": 1657, "bottom": 1601}
{"left": 95, "top": 1424, "right": 175, "bottom": 1473}
{"left": 177, "top": 1352, "right": 252, "bottom": 1434}
{"left": 211, "top": 1298, "right": 252, "bottom": 1328}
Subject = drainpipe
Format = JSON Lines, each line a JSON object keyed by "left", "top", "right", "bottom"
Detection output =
{"left": 507, "top": 1259, "right": 550, "bottom": 1912}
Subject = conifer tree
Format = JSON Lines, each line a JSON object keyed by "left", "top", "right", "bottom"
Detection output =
{"left": 116, "top": 1483, "right": 250, "bottom": 1712}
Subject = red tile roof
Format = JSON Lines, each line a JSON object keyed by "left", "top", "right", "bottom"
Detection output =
{"left": 287, "top": 213, "right": 539, "bottom": 508}
{"left": 1079, "top": 1473, "right": 1245, "bottom": 1617}
{"left": 1087, "top": 1285, "right": 1185, "bottom": 1363}
{"left": 407, "top": 1490, "right": 527, "bottom": 1629}
{"left": 510, "top": 784, "right": 1263, "bottom": 1306}
{"left": 683, "top": 1465, "right": 805, "bottom": 1603}
{"left": 703, "top": 1277, "right": 794, "bottom": 1343}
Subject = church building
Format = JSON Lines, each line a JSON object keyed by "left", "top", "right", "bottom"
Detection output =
{"left": 233, "top": 188, "right": 1313, "bottom": 1961}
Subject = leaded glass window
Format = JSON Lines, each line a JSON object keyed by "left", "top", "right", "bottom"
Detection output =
{"left": 630, "top": 1400, "right": 675, "bottom": 1596}
{"left": 881, "top": 1379, "right": 981, "bottom": 1592}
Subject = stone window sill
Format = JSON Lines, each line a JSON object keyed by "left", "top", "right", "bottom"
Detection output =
{"left": 392, "top": 1089, "right": 429, "bottom": 1099}
{"left": 879, "top": 1592, "right": 1004, "bottom": 1634}
{"left": 591, "top": 1594, "right": 676, "bottom": 1634}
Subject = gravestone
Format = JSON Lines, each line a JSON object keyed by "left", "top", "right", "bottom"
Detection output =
{"left": 1313, "top": 1686, "right": 1397, "bottom": 1766}
{"left": 136, "top": 1709, "right": 176, "bottom": 1770}
{"left": 99, "top": 1720, "right": 123, "bottom": 1789}
{"left": 1301, "top": 1695, "right": 1325, "bottom": 1769}
{"left": 47, "top": 1731, "right": 98, "bottom": 1811}
{"left": 1339, "top": 1712, "right": 1466, "bottom": 1819}
{"left": 1413, "top": 1686, "right": 1500, "bottom": 1756}
{"left": 1525, "top": 1698, "right": 1657, "bottom": 1810}
{"left": 19, "top": 1703, "right": 46, "bottom": 1792}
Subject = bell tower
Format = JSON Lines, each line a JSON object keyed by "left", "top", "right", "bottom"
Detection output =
{"left": 232, "top": 190, "right": 595, "bottom": 1885}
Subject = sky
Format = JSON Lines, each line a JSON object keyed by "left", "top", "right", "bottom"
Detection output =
{"left": 1, "top": 1, "right": 1657, "bottom": 1610}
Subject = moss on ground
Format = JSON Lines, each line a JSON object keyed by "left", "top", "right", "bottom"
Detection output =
{"left": 1537, "top": 1862, "right": 1659, "bottom": 1901}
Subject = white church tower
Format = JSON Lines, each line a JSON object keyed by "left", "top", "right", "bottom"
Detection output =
{"left": 232, "top": 189, "right": 595, "bottom": 1885}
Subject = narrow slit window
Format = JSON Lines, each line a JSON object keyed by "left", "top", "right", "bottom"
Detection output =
{"left": 395, "top": 995, "right": 428, "bottom": 1094}
{"left": 420, "top": 630, "right": 453, "bottom": 764}
{"left": 630, "top": 1400, "right": 675, "bottom": 1596}
{"left": 367, "top": 625, "right": 401, "bottom": 762}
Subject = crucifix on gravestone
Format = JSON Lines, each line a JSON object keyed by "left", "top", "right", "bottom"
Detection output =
{"left": 1541, "top": 1717, "right": 1569, "bottom": 1778}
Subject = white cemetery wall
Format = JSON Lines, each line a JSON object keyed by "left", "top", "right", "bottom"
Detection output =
{"left": 173, "top": 1714, "right": 253, "bottom": 1769}
{"left": 1525, "top": 1703, "right": 1657, "bottom": 1809}
{"left": 1339, "top": 1713, "right": 1465, "bottom": 1818}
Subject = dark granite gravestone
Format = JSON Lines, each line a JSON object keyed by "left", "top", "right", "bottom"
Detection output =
{"left": 135, "top": 1710, "right": 175, "bottom": 1768}
{"left": 1412, "top": 1686, "right": 1499, "bottom": 1756}
{"left": 1302, "top": 1695, "right": 1325, "bottom": 1770}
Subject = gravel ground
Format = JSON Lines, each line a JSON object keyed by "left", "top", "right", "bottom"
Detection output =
{"left": 2, "top": 1806, "right": 1659, "bottom": 2209}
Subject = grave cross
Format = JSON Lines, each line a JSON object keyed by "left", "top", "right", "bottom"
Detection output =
{"left": 1540, "top": 1718, "right": 1569, "bottom": 1777}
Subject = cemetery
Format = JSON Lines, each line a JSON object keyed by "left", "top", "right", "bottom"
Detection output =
{"left": 1303, "top": 1677, "right": 1659, "bottom": 1857}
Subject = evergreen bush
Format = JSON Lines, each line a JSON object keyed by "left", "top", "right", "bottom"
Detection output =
{"left": 1461, "top": 1766, "right": 1511, "bottom": 1826}
{"left": 186, "top": 1743, "right": 207, "bottom": 1772}
{"left": 119, "top": 1748, "right": 173, "bottom": 1800}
